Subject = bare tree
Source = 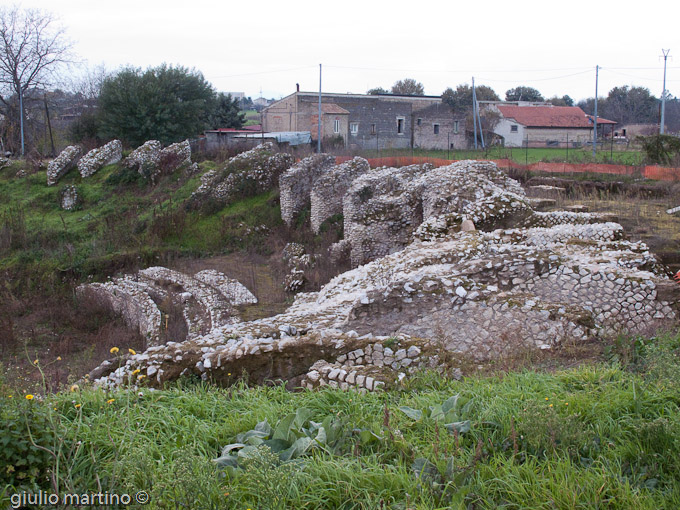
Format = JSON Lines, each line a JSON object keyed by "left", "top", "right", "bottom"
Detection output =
{"left": 0, "top": 5, "right": 73, "bottom": 155}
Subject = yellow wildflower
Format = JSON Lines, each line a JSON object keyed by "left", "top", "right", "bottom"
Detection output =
{"left": 565, "top": 402, "right": 569, "bottom": 406}
{"left": 128, "top": 348, "right": 136, "bottom": 355}
{"left": 75, "top": 403, "right": 81, "bottom": 409}
{"left": 110, "top": 347, "right": 119, "bottom": 354}
{"left": 549, "top": 404, "right": 553, "bottom": 408}
{"left": 70, "top": 384, "right": 79, "bottom": 392}
{"left": 545, "top": 397, "right": 549, "bottom": 401}
{"left": 25, "top": 394, "right": 34, "bottom": 400}
{"left": 107, "top": 399, "right": 115, "bottom": 404}
{"left": 137, "top": 374, "right": 146, "bottom": 380}
{"left": 132, "top": 369, "right": 141, "bottom": 375}
{"left": 56, "top": 356, "right": 62, "bottom": 361}
{"left": 33, "top": 359, "right": 38, "bottom": 365}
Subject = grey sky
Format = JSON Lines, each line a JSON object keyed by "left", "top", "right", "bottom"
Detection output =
{"left": 16, "top": 0, "right": 680, "bottom": 103}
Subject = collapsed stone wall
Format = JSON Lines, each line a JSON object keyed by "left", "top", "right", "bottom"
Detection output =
{"left": 47, "top": 145, "right": 82, "bottom": 186}
{"left": 343, "top": 163, "right": 432, "bottom": 267}
{"left": 279, "top": 154, "right": 335, "bottom": 226}
{"left": 78, "top": 140, "right": 123, "bottom": 178}
{"left": 159, "top": 140, "right": 192, "bottom": 174}
{"left": 345, "top": 160, "right": 618, "bottom": 266}
{"left": 89, "top": 218, "right": 678, "bottom": 390}
{"left": 310, "top": 157, "right": 371, "bottom": 233}
{"left": 124, "top": 140, "right": 162, "bottom": 176}
{"left": 191, "top": 142, "right": 293, "bottom": 209}
{"left": 78, "top": 277, "right": 162, "bottom": 346}
{"left": 60, "top": 185, "right": 80, "bottom": 211}
{"left": 78, "top": 268, "right": 257, "bottom": 346}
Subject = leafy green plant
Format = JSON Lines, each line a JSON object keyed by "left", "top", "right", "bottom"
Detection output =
{"left": 399, "top": 394, "right": 473, "bottom": 434}
{"left": 214, "top": 408, "right": 346, "bottom": 473}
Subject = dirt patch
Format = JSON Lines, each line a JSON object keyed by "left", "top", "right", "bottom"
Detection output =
{"left": 525, "top": 177, "right": 680, "bottom": 276}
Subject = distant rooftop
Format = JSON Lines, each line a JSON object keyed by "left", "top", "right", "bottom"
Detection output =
{"left": 497, "top": 105, "right": 616, "bottom": 128}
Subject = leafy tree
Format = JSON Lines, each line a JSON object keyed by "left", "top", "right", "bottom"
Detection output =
{"left": 0, "top": 6, "right": 73, "bottom": 154}
{"left": 367, "top": 87, "right": 389, "bottom": 95}
{"left": 442, "top": 84, "right": 500, "bottom": 111}
{"left": 604, "top": 86, "right": 657, "bottom": 125}
{"left": 548, "top": 95, "right": 574, "bottom": 107}
{"left": 505, "top": 86, "right": 544, "bottom": 102}
{"left": 98, "top": 64, "right": 216, "bottom": 147}
{"left": 391, "top": 79, "right": 424, "bottom": 96}
{"left": 209, "top": 93, "right": 245, "bottom": 129}
{"left": 638, "top": 134, "right": 680, "bottom": 165}
{"left": 578, "top": 86, "right": 659, "bottom": 125}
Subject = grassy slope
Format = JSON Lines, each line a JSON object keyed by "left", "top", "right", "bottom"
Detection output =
{"left": 1, "top": 332, "right": 679, "bottom": 509}
{"left": 0, "top": 160, "right": 286, "bottom": 390}
{"left": 0, "top": 160, "right": 282, "bottom": 283}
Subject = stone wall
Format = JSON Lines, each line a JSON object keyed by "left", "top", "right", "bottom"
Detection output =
{"left": 88, "top": 161, "right": 679, "bottom": 391}
{"left": 89, "top": 218, "right": 678, "bottom": 390}
{"left": 279, "top": 154, "right": 335, "bottom": 226}
{"left": 124, "top": 140, "right": 162, "bottom": 177}
{"left": 344, "top": 164, "right": 430, "bottom": 267}
{"left": 78, "top": 140, "right": 122, "bottom": 178}
{"left": 310, "top": 157, "right": 370, "bottom": 233}
{"left": 159, "top": 140, "right": 192, "bottom": 175}
{"left": 191, "top": 142, "right": 293, "bottom": 209}
{"left": 47, "top": 145, "right": 81, "bottom": 186}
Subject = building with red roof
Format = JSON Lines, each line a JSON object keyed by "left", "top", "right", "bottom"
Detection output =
{"left": 485, "top": 102, "right": 616, "bottom": 148}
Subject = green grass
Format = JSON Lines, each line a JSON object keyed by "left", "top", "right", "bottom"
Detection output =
{"left": 2, "top": 331, "right": 679, "bottom": 509}
{"left": 366, "top": 146, "right": 645, "bottom": 166}
{"left": 0, "top": 160, "right": 281, "bottom": 286}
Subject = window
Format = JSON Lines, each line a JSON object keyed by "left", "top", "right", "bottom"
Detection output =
{"left": 433, "top": 124, "right": 440, "bottom": 135}
{"left": 350, "top": 122, "right": 359, "bottom": 135}
{"left": 453, "top": 120, "right": 459, "bottom": 134}
{"left": 546, "top": 140, "right": 559, "bottom": 147}
{"left": 397, "top": 117, "right": 405, "bottom": 134}
{"left": 333, "top": 119, "right": 340, "bottom": 134}
{"left": 417, "top": 118, "right": 422, "bottom": 126}
{"left": 370, "top": 124, "right": 376, "bottom": 135}
{"left": 510, "top": 125, "right": 518, "bottom": 133}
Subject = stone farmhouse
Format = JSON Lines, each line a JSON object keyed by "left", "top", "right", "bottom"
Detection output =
{"left": 262, "top": 91, "right": 467, "bottom": 150}
{"left": 483, "top": 101, "right": 616, "bottom": 148}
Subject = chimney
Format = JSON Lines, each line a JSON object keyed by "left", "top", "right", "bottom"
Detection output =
{"left": 296, "top": 83, "right": 300, "bottom": 92}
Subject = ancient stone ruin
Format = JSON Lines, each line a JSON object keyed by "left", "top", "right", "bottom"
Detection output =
{"left": 278, "top": 155, "right": 372, "bottom": 231}
{"left": 279, "top": 154, "right": 336, "bottom": 226}
{"left": 78, "top": 267, "right": 257, "bottom": 347}
{"left": 123, "top": 140, "right": 162, "bottom": 177}
{"left": 87, "top": 160, "right": 679, "bottom": 391}
{"left": 191, "top": 142, "right": 293, "bottom": 209}
{"left": 310, "top": 157, "right": 371, "bottom": 233}
{"left": 159, "top": 140, "right": 192, "bottom": 174}
{"left": 78, "top": 139, "right": 123, "bottom": 178}
{"left": 47, "top": 145, "right": 82, "bottom": 186}
{"left": 60, "top": 185, "right": 80, "bottom": 211}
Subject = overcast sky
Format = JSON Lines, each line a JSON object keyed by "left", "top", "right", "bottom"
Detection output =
{"left": 15, "top": 0, "right": 680, "bottom": 103}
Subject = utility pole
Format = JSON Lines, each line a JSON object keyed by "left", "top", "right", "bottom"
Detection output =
{"left": 593, "top": 65, "right": 599, "bottom": 158}
{"left": 19, "top": 86, "right": 25, "bottom": 157}
{"left": 317, "top": 64, "right": 322, "bottom": 153}
{"left": 472, "top": 77, "right": 478, "bottom": 150}
{"left": 660, "top": 49, "right": 670, "bottom": 135}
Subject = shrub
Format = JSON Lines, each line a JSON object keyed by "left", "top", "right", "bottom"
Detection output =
{"left": 0, "top": 397, "right": 55, "bottom": 490}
